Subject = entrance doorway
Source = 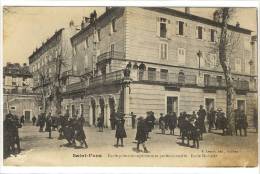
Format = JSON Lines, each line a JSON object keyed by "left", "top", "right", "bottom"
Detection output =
{"left": 237, "top": 100, "right": 246, "bottom": 112}
{"left": 24, "top": 110, "right": 31, "bottom": 122}
{"left": 205, "top": 98, "right": 215, "bottom": 112}
{"left": 166, "top": 96, "right": 178, "bottom": 115}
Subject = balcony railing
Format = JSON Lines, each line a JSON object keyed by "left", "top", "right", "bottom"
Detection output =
{"left": 137, "top": 71, "right": 197, "bottom": 86}
{"left": 204, "top": 77, "right": 249, "bottom": 91}
{"left": 61, "top": 70, "right": 72, "bottom": 77}
{"left": 234, "top": 80, "right": 249, "bottom": 91}
{"left": 97, "top": 51, "right": 125, "bottom": 63}
{"left": 65, "top": 70, "right": 124, "bottom": 92}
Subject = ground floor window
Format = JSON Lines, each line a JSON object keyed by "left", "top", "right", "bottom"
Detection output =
{"left": 237, "top": 100, "right": 246, "bottom": 112}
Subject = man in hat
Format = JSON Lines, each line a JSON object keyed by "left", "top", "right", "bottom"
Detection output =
{"left": 135, "top": 116, "right": 149, "bottom": 153}
{"left": 196, "top": 106, "right": 207, "bottom": 140}
{"left": 207, "top": 107, "right": 216, "bottom": 132}
{"left": 159, "top": 113, "right": 166, "bottom": 134}
{"left": 4, "top": 111, "right": 14, "bottom": 158}
{"left": 168, "top": 111, "right": 177, "bottom": 135}
{"left": 115, "top": 112, "right": 127, "bottom": 147}
{"left": 145, "top": 111, "right": 156, "bottom": 138}
{"left": 197, "top": 105, "right": 207, "bottom": 134}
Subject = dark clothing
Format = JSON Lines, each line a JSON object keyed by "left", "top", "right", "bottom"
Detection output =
{"left": 32, "top": 116, "right": 36, "bottom": 125}
{"left": 135, "top": 119, "right": 148, "bottom": 143}
{"left": 115, "top": 119, "right": 127, "bottom": 138}
{"left": 197, "top": 109, "right": 207, "bottom": 133}
{"left": 97, "top": 117, "right": 104, "bottom": 128}
{"left": 168, "top": 113, "right": 177, "bottom": 130}
{"left": 145, "top": 114, "right": 156, "bottom": 132}
{"left": 45, "top": 116, "right": 52, "bottom": 132}
{"left": 20, "top": 116, "right": 25, "bottom": 124}
{"left": 207, "top": 110, "right": 216, "bottom": 132}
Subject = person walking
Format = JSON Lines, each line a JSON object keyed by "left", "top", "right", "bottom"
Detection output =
{"left": 32, "top": 115, "right": 36, "bottom": 126}
{"left": 135, "top": 116, "right": 149, "bottom": 153}
{"left": 20, "top": 115, "right": 25, "bottom": 125}
{"left": 45, "top": 112, "right": 52, "bottom": 138}
{"left": 197, "top": 105, "right": 207, "bottom": 134}
{"left": 159, "top": 113, "right": 166, "bottom": 134}
{"left": 97, "top": 114, "right": 104, "bottom": 132}
{"left": 168, "top": 112, "right": 177, "bottom": 135}
{"left": 115, "top": 113, "right": 127, "bottom": 147}
{"left": 207, "top": 108, "right": 216, "bottom": 133}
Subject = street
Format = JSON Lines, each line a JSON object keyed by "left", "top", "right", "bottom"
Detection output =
{"left": 4, "top": 124, "right": 258, "bottom": 167}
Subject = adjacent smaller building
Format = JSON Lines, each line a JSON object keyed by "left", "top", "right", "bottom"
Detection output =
{"left": 3, "top": 62, "right": 39, "bottom": 121}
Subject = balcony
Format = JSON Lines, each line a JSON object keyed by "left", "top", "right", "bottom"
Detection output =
{"left": 204, "top": 77, "right": 249, "bottom": 91}
{"left": 136, "top": 70, "right": 197, "bottom": 86}
{"left": 61, "top": 70, "right": 72, "bottom": 77}
{"left": 65, "top": 70, "right": 124, "bottom": 92}
{"left": 97, "top": 51, "right": 125, "bottom": 64}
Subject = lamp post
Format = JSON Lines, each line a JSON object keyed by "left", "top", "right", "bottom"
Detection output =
{"left": 197, "top": 50, "right": 202, "bottom": 76}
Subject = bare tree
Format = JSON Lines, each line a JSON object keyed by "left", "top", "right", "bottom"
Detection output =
{"left": 215, "top": 8, "right": 240, "bottom": 135}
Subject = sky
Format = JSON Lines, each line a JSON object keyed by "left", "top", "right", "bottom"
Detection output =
{"left": 3, "top": 7, "right": 257, "bottom": 66}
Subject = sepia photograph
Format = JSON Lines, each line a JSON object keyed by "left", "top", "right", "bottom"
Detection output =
{"left": 2, "top": 4, "right": 259, "bottom": 168}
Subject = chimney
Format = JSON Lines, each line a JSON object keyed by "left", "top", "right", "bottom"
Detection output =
{"left": 213, "top": 10, "right": 220, "bottom": 22}
{"left": 236, "top": 22, "right": 240, "bottom": 28}
{"left": 185, "top": 7, "right": 190, "bottom": 14}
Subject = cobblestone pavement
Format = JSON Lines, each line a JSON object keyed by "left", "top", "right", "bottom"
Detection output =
{"left": 4, "top": 123, "right": 258, "bottom": 167}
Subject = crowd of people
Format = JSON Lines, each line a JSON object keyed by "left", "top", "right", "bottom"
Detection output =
{"left": 3, "top": 105, "right": 249, "bottom": 158}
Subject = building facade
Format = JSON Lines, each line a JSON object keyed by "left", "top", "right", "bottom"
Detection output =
{"left": 3, "top": 63, "right": 38, "bottom": 121}
{"left": 56, "top": 7, "right": 256, "bottom": 128}
{"left": 28, "top": 22, "right": 77, "bottom": 114}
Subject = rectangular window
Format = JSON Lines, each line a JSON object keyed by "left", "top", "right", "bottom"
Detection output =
{"left": 211, "top": 29, "right": 215, "bottom": 42}
{"left": 177, "top": 48, "right": 186, "bottom": 64}
{"left": 80, "top": 104, "right": 84, "bottom": 116}
{"left": 160, "top": 69, "right": 168, "bottom": 80}
{"left": 97, "top": 29, "right": 101, "bottom": 41}
{"left": 204, "top": 74, "right": 210, "bottom": 86}
{"left": 160, "top": 43, "right": 168, "bottom": 59}
{"left": 148, "top": 67, "right": 156, "bottom": 81}
{"left": 160, "top": 18, "right": 167, "bottom": 38}
{"left": 217, "top": 75, "right": 223, "bottom": 87}
{"left": 85, "top": 37, "right": 89, "bottom": 49}
{"left": 167, "top": 97, "right": 178, "bottom": 115}
{"left": 10, "top": 106, "right": 16, "bottom": 110}
{"left": 197, "top": 26, "right": 203, "bottom": 39}
{"left": 178, "top": 21, "right": 184, "bottom": 35}
{"left": 73, "top": 46, "right": 76, "bottom": 56}
{"left": 112, "top": 18, "right": 116, "bottom": 32}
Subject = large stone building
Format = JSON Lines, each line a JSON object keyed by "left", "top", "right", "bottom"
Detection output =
{"left": 3, "top": 63, "right": 38, "bottom": 121}
{"left": 32, "top": 7, "right": 257, "bottom": 128}
{"left": 28, "top": 22, "right": 77, "bottom": 114}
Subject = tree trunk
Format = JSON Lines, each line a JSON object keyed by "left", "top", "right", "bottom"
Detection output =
{"left": 218, "top": 8, "right": 235, "bottom": 135}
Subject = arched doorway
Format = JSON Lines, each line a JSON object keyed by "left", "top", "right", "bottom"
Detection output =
{"left": 91, "top": 98, "right": 96, "bottom": 125}
{"left": 109, "top": 97, "right": 116, "bottom": 129}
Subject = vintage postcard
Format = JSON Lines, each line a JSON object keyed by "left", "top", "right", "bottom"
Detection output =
{"left": 2, "top": 4, "right": 258, "bottom": 168}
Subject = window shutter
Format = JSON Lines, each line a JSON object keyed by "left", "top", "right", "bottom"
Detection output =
{"left": 109, "top": 23, "right": 113, "bottom": 35}
{"left": 184, "top": 23, "right": 188, "bottom": 36}
{"left": 195, "top": 26, "right": 198, "bottom": 38}
{"left": 176, "top": 21, "right": 179, "bottom": 35}
{"left": 166, "top": 20, "right": 171, "bottom": 39}
{"left": 156, "top": 17, "right": 160, "bottom": 37}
